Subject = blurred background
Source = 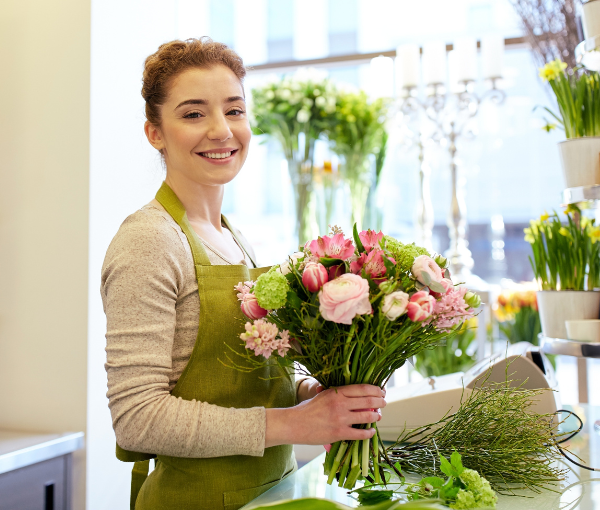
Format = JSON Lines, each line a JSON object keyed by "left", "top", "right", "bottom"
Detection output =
{"left": 1, "top": 1, "right": 598, "bottom": 508}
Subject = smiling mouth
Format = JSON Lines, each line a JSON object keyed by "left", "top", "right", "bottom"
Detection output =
{"left": 197, "top": 149, "right": 238, "bottom": 159}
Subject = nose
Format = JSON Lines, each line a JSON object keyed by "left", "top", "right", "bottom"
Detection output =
{"left": 207, "top": 111, "right": 233, "bottom": 142}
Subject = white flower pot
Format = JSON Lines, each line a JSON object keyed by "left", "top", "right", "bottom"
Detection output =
{"left": 558, "top": 137, "right": 600, "bottom": 188}
{"left": 537, "top": 290, "right": 600, "bottom": 339}
{"left": 583, "top": 0, "right": 600, "bottom": 40}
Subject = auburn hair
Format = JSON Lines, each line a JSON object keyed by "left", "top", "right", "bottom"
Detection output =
{"left": 142, "top": 37, "right": 246, "bottom": 126}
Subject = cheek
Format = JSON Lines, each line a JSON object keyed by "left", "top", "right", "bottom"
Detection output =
{"left": 235, "top": 121, "right": 252, "bottom": 149}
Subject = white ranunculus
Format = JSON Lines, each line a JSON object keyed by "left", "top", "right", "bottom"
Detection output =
{"left": 315, "top": 96, "right": 327, "bottom": 107}
{"left": 277, "top": 252, "right": 304, "bottom": 275}
{"left": 297, "top": 109, "right": 311, "bottom": 123}
{"left": 381, "top": 291, "right": 410, "bottom": 320}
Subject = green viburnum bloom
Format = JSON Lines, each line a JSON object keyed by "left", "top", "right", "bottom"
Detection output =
{"left": 450, "top": 469, "right": 497, "bottom": 509}
{"left": 254, "top": 268, "right": 289, "bottom": 310}
{"left": 384, "top": 236, "right": 430, "bottom": 273}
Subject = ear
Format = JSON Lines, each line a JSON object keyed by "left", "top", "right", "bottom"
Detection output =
{"left": 144, "top": 121, "right": 165, "bottom": 152}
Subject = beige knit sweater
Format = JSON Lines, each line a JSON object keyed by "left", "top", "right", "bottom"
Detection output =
{"left": 102, "top": 200, "right": 290, "bottom": 459}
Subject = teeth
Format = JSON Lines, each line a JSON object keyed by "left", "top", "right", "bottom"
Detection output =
{"left": 201, "top": 151, "right": 232, "bottom": 159}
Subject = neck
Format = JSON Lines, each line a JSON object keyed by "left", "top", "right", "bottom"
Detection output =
{"left": 164, "top": 171, "right": 224, "bottom": 231}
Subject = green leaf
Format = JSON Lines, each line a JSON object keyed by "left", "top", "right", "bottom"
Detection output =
{"left": 356, "top": 489, "right": 394, "bottom": 506}
{"left": 421, "top": 476, "right": 445, "bottom": 488}
{"left": 287, "top": 290, "right": 302, "bottom": 309}
{"left": 428, "top": 281, "right": 446, "bottom": 294}
{"left": 354, "top": 223, "right": 366, "bottom": 254}
{"left": 450, "top": 451, "right": 464, "bottom": 475}
{"left": 319, "top": 257, "right": 344, "bottom": 268}
{"left": 420, "top": 271, "right": 432, "bottom": 286}
{"left": 439, "top": 456, "right": 453, "bottom": 478}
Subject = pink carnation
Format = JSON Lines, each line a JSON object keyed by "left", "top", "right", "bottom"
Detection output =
{"left": 240, "top": 320, "right": 291, "bottom": 359}
{"left": 309, "top": 233, "right": 355, "bottom": 260}
{"left": 428, "top": 285, "right": 475, "bottom": 330}
{"left": 318, "top": 273, "right": 372, "bottom": 325}
{"left": 358, "top": 229, "right": 384, "bottom": 252}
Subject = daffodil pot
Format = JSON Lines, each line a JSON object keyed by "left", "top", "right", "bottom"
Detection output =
{"left": 583, "top": 0, "right": 600, "bottom": 40}
{"left": 558, "top": 137, "right": 600, "bottom": 188}
{"left": 537, "top": 290, "right": 600, "bottom": 339}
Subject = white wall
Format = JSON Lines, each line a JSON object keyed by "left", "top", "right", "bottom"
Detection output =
{"left": 0, "top": 1, "right": 91, "bottom": 509}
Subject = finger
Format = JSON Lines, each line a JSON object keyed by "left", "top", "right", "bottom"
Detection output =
{"left": 337, "top": 384, "right": 385, "bottom": 398}
{"left": 341, "top": 426, "right": 377, "bottom": 441}
{"left": 315, "top": 384, "right": 325, "bottom": 394}
{"left": 348, "top": 410, "right": 381, "bottom": 425}
{"left": 345, "top": 396, "right": 386, "bottom": 411}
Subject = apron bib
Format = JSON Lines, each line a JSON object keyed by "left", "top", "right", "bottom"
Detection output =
{"left": 115, "top": 182, "right": 296, "bottom": 510}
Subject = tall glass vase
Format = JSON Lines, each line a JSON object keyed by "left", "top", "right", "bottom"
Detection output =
{"left": 341, "top": 153, "right": 373, "bottom": 232}
{"left": 287, "top": 157, "right": 315, "bottom": 247}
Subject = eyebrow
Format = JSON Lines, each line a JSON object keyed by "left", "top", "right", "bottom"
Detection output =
{"left": 174, "top": 96, "right": 245, "bottom": 110}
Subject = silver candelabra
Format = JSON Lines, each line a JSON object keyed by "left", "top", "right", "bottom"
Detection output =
{"left": 399, "top": 79, "right": 505, "bottom": 280}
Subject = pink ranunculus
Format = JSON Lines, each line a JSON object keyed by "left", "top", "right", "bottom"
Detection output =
{"left": 309, "top": 233, "right": 355, "bottom": 260}
{"left": 411, "top": 255, "right": 444, "bottom": 286}
{"left": 318, "top": 273, "right": 372, "bottom": 325}
{"left": 302, "top": 262, "right": 329, "bottom": 292}
{"left": 407, "top": 291, "right": 436, "bottom": 322}
{"left": 359, "top": 229, "right": 384, "bottom": 252}
{"left": 240, "top": 294, "right": 268, "bottom": 320}
{"left": 328, "top": 264, "right": 346, "bottom": 280}
{"left": 381, "top": 291, "right": 410, "bottom": 320}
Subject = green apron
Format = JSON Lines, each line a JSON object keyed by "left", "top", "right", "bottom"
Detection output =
{"left": 115, "top": 182, "right": 296, "bottom": 510}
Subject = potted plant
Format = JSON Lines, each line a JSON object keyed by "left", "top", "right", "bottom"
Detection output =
{"left": 326, "top": 90, "right": 389, "bottom": 231}
{"left": 539, "top": 59, "right": 600, "bottom": 188}
{"left": 524, "top": 206, "right": 600, "bottom": 338}
{"left": 251, "top": 72, "right": 337, "bottom": 245}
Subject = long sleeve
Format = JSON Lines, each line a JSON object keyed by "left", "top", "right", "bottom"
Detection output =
{"left": 102, "top": 206, "right": 266, "bottom": 458}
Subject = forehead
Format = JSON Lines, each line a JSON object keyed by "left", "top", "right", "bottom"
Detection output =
{"left": 166, "top": 65, "right": 245, "bottom": 102}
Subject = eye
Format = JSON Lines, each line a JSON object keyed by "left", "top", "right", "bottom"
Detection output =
{"left": 227, "top": 108, "right": 245, "bottom": 116}
{"left": 183, "top": 111, "right": 203, "bottom": 119}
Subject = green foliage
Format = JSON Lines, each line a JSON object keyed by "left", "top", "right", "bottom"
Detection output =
{"left": 388, "top": 377, "right": 572, "bottom": 494}
{"left": 539, "top": 60, "right": 600, "bottom": 138}
{"left": 524, "top": 208, "right": 600, "bottom": 290}
{"left": 498, "top": 307, "right": 541, "bottom": 345}
{"left": 414, "top": 322, "right": 477, "bottom": 378}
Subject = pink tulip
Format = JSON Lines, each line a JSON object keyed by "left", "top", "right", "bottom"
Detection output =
{"left": 358, "top": 229, "right": 384, "bottom": 252}
{"left": 318, "top": 273, "right": 372, "bottom": 325}
{"left": 308, "top": 233, "right": 355, "bottom": 260}
{"left": 240, "top": 294, "right": 268, "bottom": 320}
{"left": 302, "top": 262, "right": 329, "bottom": 292}
{"left": 407, "top": 291, "right": 435, "bottom": 322}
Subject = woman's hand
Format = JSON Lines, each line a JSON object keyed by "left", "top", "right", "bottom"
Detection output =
{"left": 265, "top": 384, "right": 386, "bottom": 448}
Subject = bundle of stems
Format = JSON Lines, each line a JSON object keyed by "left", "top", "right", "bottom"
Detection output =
{"left": 387, "top": 379, "right": 572, "bottom": 494}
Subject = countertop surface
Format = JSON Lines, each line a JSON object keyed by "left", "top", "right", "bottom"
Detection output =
{"left": 243, "top": 404, "right": 600, "bottom": 509}
{"left": 0, "top": 429, "right": 84, "bottom": 475}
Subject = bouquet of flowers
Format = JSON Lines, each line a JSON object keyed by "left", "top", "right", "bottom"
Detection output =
{"left": 231, "top": 226, "right": 480, "bottom": 489}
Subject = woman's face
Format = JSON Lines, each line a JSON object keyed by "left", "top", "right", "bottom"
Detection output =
{"left": 146, "top": 65, "right": 251, "bottom": 186}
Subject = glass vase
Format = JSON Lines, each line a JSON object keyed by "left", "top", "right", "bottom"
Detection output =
{"left": 286, "top": 157, "right": 316, "bottom": 247}
{"left": 340, "top": 153, "right": 374, "bottom": 232}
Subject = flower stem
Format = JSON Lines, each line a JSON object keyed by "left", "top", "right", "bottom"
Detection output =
{"left": 326, "top": 441, "right": 348, "bottom": 485}
{"left": 323, "top": 441, "right": 341, "bottom": 475}
{"left": 372, "top": 427, "right": 380, "bottom": 485}
{"left": 337, "top": 450, "right": 352, "bottom": 487}
{"left": 362, "top": 424, "right": 371, "bottom": 477}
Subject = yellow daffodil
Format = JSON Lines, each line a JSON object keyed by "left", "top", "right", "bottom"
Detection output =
{"left": 564, "top": 203, "right": 580, "bottom": 216}
{"left": 542, "top": 123, "right": 557, "bottom": 132}
{"left": 590, "top": 226, "right": 600, "bottom": 244}
{"left": 559, "top": 226, "right": 570, "bottom": 237}
{"left": 523, "top": 227, "right": 535, "bottom": 244}
{"left": 538, "top": 59, "right": 567, "bottom": 82}
{"left": 540, "top": 211, "right": 549, "bottom": 222}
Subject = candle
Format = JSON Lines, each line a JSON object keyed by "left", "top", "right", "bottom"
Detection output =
{"left": 481, "top": 35, "right": 504, "bottom": 80}
{"left": 396, "top": 43, "right": 420, "bottom": 90}
{"left": 447, "top": 50, "right": 462, "bottom": 93}
{"left": 369, "top": 56, "right": 395, "bottom": 98}
{"left": 422, "top": 41, "right": 447, "bottom": 85}
{"left": 453, "top": 37, "right": 477, "bottom": 82}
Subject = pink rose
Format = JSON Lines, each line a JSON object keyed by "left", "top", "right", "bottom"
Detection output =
{"left": 411, "top": 255, "right": 443, "bottom": 286}
{"left": 309, "top": 233, "right": 355, "bottom": 260}
{"left": 241, "top": 294, "right": 268, "bottom": 320}
{"left": 318, "top": 273, "right": 372, "bottom": 325}
{"left": 302, "top": 262, "right": 329, "bottom": 292}
{"left": 407, "top": 291, "right": 435, "bottom": 322}
{"left": 359, "top": 229, "right": 384, "bottom": 252}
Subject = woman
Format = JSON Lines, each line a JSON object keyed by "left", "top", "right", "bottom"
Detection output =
{"left": 102, "top": 38, "right": 386, "bottom": 510}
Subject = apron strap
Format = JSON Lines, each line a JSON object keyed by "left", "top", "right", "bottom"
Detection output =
{"left": 155, "top": 181, "right": 212, "bottom": 266}
{"left": 221, "top": 214, "right": 258, "bottom": 268}
{"left": 130, "top": 460, "right": 150, "bottom": 510}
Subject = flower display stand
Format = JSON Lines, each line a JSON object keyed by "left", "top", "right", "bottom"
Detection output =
{"left": 540, "top": 335, "right": 600, "bottom": 403}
